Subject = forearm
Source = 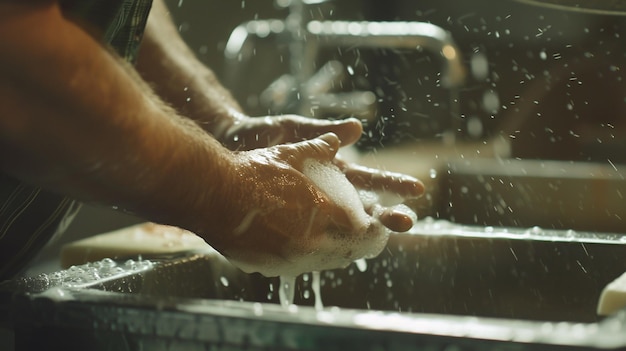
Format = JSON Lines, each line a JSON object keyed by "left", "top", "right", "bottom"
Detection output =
{"left": 135, "top": 0, "right": 244, "bottom": 140}
{"left": 0, "top": 2, "right": 232, "bottom": 233}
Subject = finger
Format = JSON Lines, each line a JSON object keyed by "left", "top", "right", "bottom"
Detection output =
{"left": 289, "top": 132, "right": 341, "bottom": 163}
{"left": 377, "top": 208, "right": 415, "bottom": 232}
{"left": 342, "top": 163, "right": 425, "bottom": 199}
{"left": 289, "top": 116, "right": 363, "bottom": 147}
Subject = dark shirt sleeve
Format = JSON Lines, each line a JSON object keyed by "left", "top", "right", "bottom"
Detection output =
{"left": 0, "top": 174, "right": 80, "bottom": 280}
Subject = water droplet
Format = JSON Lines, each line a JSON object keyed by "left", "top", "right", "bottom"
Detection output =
{"left": 100, "top": 258, "right": 116, "bottom": 268}
{"left": 253, "top": 302, "right": 263, "bottom": 316}
{"left": 279, "top": 276, "right": 296, "bottom": 308}
{"left": 355, "top": 258, "right": 367, "bottom": 272}
{"left": 312, "top": 271, "right": 323, "bottom": 310}
{"left": 429, "top": 169, "right": 437, "bottom": 179}
{"left": 220, "top": 276, "right": 229, "bottom": 287}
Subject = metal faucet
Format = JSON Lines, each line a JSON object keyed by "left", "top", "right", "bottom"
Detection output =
{"left": 223, "top": 0, "right": 466, "bottom": 121}
{"left": 304, "top": 20, "right": 466, "bottom": 88}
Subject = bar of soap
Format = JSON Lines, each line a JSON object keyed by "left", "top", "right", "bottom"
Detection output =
{"left": 60, "top": 223, "right": 213, "bottom": 268}
{"left": 597, "top": 271, "right": 626, "bottom": 316}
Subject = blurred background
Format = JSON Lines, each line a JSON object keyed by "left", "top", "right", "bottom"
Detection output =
{"left": 163, "top": 0, "right": 626, "bottom": 155}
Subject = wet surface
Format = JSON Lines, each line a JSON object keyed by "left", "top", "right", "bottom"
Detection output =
{"left": 45, "top": 222, "right": 626, "bottom": 324}
{"left": 4, "top": 222, "right": 626, "bottom": 350}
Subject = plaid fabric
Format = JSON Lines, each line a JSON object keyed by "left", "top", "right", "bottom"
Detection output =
{"left": 62, "top": 0, "right": 154, "bottom": 62}
{"left": 0, "top": 174, "right": 81, "bottom": 280}
{"left": 104, "top": 0, "right": 154, "bottom": 62}
{"left": 0, "top": 0, "right": 153, "bottom": 280}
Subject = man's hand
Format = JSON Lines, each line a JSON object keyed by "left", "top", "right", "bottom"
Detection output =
{"left": 334, "top": 156, "right": 424, "bottom": 232}
{"left": 204, "top": 133, "right": 397, "bottom": 276}
{"left": 136, "top": 0, "right": 425, "bottom": 234}
{"left": 218, "top": 114, "right": 425, "bottom": 233}
{"left": 219, "top": 114, "right": 363, "bottom": 151}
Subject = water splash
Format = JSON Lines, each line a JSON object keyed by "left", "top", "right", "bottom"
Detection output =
{"left": 220, "top": 276, "right": 230, "bottom": 287}
{"left": 355, "top": 258, "right": 368, "bottom": 272}
{"left": 278, "top": 275, "right": 296, "bottom": 307}
{"left": 20, "top": 257, "right": 154, "bottom": 292}
{"left": 312, "top": 271, "right": 323, "bottom": 310}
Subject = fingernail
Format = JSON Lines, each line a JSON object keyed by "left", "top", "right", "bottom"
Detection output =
{"left": 319, "top": 132, "right": 339, "bottom": 144}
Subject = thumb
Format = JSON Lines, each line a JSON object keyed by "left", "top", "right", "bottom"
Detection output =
{"left": 297, "top": 117, "right": 363, "bottom": 147}
{"left": 290, "top": 132, "right": 341, "bottom": 163}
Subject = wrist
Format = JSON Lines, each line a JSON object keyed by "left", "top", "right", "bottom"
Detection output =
{"left": 180, "top": 146, "right": 240, "bottom": 250}
{"left": 211, "top": 108, "right": 250, "bottom": 142}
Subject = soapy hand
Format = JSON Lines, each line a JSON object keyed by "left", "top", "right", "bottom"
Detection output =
{"left": 218, "top": 114, "right": 424, "bottom": 233}
{"left": 207, "top": 133, "right": 399, "bottom": 276}
{"left": 334, "top": 156, "right": 424, "bottom": 232}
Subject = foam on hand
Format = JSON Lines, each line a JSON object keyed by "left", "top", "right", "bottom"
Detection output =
{"left": 301, "top": 158, "right": 393, "bottom": 264}
{"left": 302, "top": 159, "right": 371, "bottom": 230}
{"left": 231, "top": 159, "right": 416, "bottom": 278}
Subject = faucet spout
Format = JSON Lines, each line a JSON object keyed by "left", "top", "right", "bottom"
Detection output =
{"left": 306, "top": 21, "right": 466, "bottom": 88}
{"left": 222, "top": 15, "right": 467, "bottom": 124}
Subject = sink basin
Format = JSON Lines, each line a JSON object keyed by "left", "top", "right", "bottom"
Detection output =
{"left": 4, "top": 221, "right": 626, "bottom": 350}
{"left": 440, "top": 158, "right": 626, "bottom": 233}
{"left": 57, "top": 224, "right": 626, "bottom": 323}
{"left": 358, "top": 145, "right": 626, "bottom": 233}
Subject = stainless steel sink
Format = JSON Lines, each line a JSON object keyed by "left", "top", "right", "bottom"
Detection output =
{"left": 66, "top": 226, "right": 626, "bottom": 323}
{"left": 3, "top": 221, "right": 626, "bottom": 350}
{"left": 439, "top": 159, "right": 626, "bottom": 233}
